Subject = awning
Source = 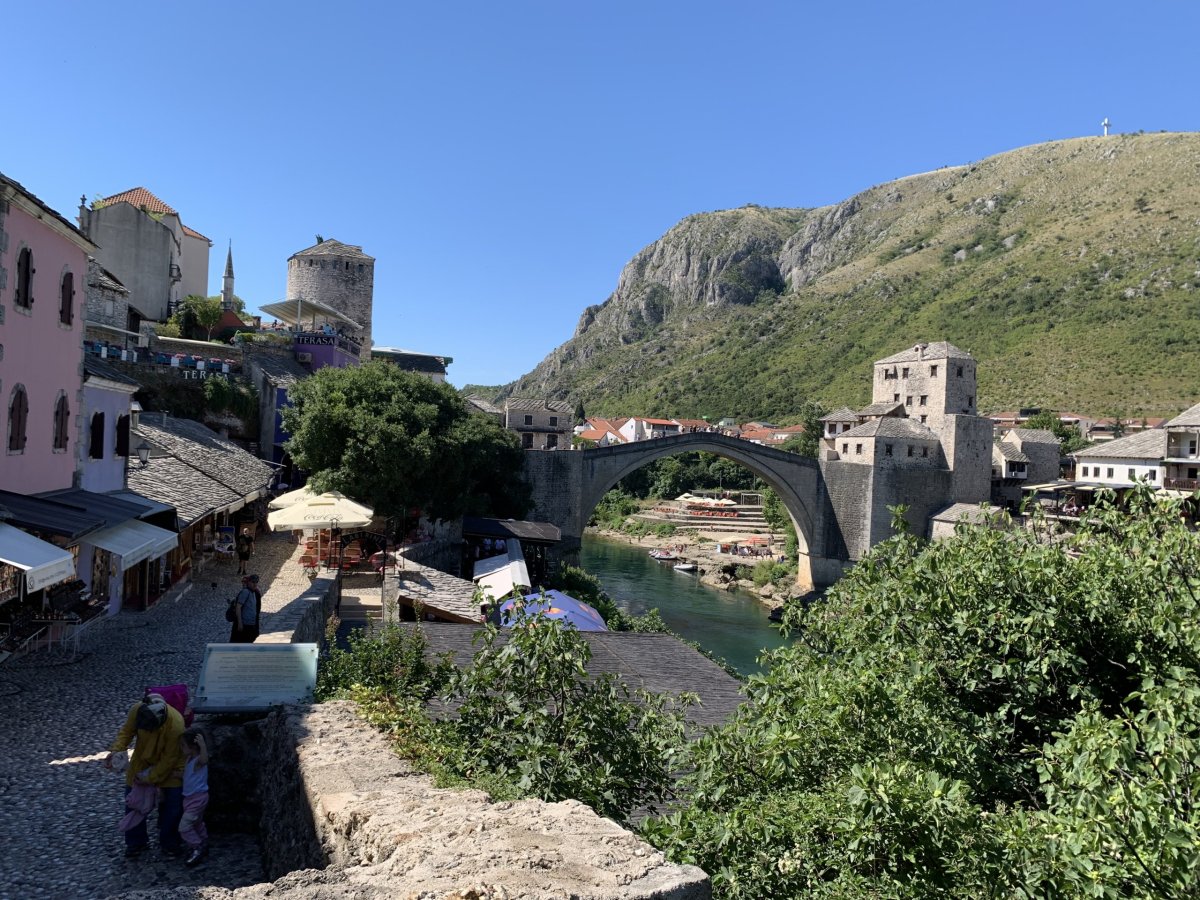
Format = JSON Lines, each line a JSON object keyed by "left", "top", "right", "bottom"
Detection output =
{"left": 84, "top": 520, "right": 178, "bottom": 570}
{"left": 0, "top": 523, "right": 76, "bottom": 592}
{"left": 259, "top": 298, "right": 361, "bottom": 330}
{"left": 473, "top": 540, "right": 532, "bottom": 602}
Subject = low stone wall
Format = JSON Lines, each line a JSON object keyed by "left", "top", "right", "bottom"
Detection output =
{"left": 257, "top": 572, "right": 340, "bottom": 645}
{"left": 253, "top": 702, "right": 710, "bottom": 899}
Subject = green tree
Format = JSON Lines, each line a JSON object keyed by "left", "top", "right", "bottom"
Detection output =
{"left": 1023, "top": 408, "right": 1089, "bottom": 454}
{"left": 281, "top": 362, "right": 529, "bottom": 520}
{"left": 778, "top": 401, "right": 826, "bottom": 458}
{"left": 645, "top": 490, "right": 1200, "bottom": 898}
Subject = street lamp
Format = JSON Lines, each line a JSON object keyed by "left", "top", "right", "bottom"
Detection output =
{"left": 136, "top": 441, "right": 151, "bottom": 467}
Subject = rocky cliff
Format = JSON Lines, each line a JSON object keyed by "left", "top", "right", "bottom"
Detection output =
{"left": 509, "top": 132, "right": 1200, "bottom": 420}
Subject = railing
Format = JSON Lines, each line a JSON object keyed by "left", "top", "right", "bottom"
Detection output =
{"left": 1164, "top": 478, "right": 1200, "bottom": 491}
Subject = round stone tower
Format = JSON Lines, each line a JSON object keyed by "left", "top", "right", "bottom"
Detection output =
{"left": 286, "top": 237, "right": 375, "bottom": 354}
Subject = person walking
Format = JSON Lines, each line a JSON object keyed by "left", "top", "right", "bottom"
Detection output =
{"left": 105, "top": 694, "right": 186, "bottom": 858}
{"left": 229, "top": 574, "right": 262, "bottom": 643}
{"left": 240, "top": 527, "right": 255, "bottom": 558}
{"left": 178, "top": 728, "right": 210, "bottom": 866}
{"left": 235, "top": 534, "right": 250, "bottom": 576}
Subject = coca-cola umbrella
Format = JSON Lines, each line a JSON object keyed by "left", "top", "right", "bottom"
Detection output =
{"left": 266, "top": 492, "right": 373, "bottom": 531}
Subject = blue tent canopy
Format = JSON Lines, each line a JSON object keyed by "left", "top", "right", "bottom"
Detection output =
{"left": 500, "top": 589, "right": 609, "bottom": 632}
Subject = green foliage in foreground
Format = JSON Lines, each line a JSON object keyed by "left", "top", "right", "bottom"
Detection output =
{"left": 317, "top": 607, "right": 692, "bottom": 824}
{"left": 643, "top": 490, "right": 1200, "bottom": 898}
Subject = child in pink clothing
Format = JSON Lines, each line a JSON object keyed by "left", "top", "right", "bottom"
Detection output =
{"left": 177, "top": 729, "right": 209, "bottom": 866}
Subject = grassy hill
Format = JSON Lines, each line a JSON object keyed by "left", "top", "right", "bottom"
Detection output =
{"left": 509, "top": 132, "right": 1200, "bottom": 422}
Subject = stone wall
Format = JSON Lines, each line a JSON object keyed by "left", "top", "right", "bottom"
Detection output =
{"left": 256, "top": 572, "right": 340, "bottom": 645}
{"left": 286, "top": 255, "right": 375, "bottom": 354}
{"left": 252, "top": 702, "right": 710, "bottom": 899}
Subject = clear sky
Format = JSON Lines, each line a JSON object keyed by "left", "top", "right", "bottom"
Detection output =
{"left": 7, "top": 2, "right": 1197, "bottom": 388}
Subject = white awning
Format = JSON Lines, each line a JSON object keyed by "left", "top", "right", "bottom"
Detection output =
{"left": 85, "top": 520, "right": 178, "bottom": 571}
{"left": 259, "top": 298, "right": 361, "bottom": 330}
{"left": 0, "top": 523, "right": 76, "bottom": 593}
{"left": 472, "top": 540, "right": 532, "bottom": 602}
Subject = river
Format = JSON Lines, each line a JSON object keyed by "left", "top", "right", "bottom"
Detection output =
{"left": 580, "top": 533, "right": 791, "bottom": 675}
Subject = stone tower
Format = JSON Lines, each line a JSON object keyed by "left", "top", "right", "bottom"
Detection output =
{"left": 285, "top": 237, "right": 375, "bottom": 354}
{"left": 871, "top": 341, "right": 977, "bottom": 432}
{"left": 221, "top": 243, "right": 235, "bottom": 310}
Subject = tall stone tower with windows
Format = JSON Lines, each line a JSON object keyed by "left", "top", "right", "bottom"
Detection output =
{"left": 285, "top": 237, "right": 375, "bottom": 354}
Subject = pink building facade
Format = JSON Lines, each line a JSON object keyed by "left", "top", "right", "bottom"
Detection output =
{"left": 1, "top": 175, "right": 95, "bottom": 494}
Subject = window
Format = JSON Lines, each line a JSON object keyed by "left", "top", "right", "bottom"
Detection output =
{"left": 920, "top": 414, "right": 927, "bottom": 424}
{"left": 1106, "top": 467, "right": 1114, "bottom": 479}
{"left": 893, "top": 393, "right": 900, "bottom": 403}
{"left": 855, "top": 443, "right": 863, "bottom": 455}
{"left": 549, "top": 416, "right": 559, "bottom": 427}
{"left": 53, "top": 394, "right": 69, "bottom": 450}
{"left": 90, "top": 412, "right": 105, "bottom": 459}
{"left": 842, "top": 442, "right": 848, "bottom": 455}
{"left": 885, "top": 443, "right": 893, "bottom": 456}
{"left": 7, "top": 385, "right": 28, "bottom": 452}
{"left": 905, "top": 396, "right": 912, "bottom": 406}
{"left": 523, "top": 415, "right": 533, "bottom": 426}
{"left": 930, "top": 365, "right": 938, "bottom": 377}
{"left": 521, "top": 433, "right": 533, "bottom": 449}
{"left": 15, "top": 248, "right": 33, "bottom": 309}
{"left": 921, "top": 447, "right": 928, "bottom": 458}
{"left": 1081, "top": 466, "right": 1088, "bottom": 477}
{"left": 59, "top": 272, "right": 74, "bottom": 325}
{"left": 907, "top": 445, "right": 914, "bottom": 457}
{"left": 1128, "top": 468, "right": 1136, "bottom": 481}
{"left": 968, "top": 396, "right": 974, "bottom": 407}
{"left": 1189, "top": 439, "right": 1198, "bottom": 456}
{"left": 956, "top": 366, "right": 964, "bottom": 377}
{"left": 546, "top": 434, "right": 558, "bottom": 449}
{"left": 1148, "top": 470, "right": 1157, "bottom": 481}
{"left": 116, "top": 414, "right": 131, "bottom": 457}
{"left": 902, "top": 367, "right": 909, "bottom": 378}
{"left": 919, "top": 395, "right": 927, "bottom": 406}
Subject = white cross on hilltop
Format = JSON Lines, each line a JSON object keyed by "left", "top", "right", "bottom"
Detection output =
{"left": 1101, "top": 117, "right": 1111, "bottom": 137}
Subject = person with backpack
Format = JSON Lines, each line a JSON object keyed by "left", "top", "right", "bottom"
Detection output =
{"left": 229, "top": 574, "right": 262, "bottom": 643}
{"left": 104, "top": 694, "right": 186, "bottom": 858}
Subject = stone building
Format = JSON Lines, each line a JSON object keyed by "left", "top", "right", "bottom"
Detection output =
{"left": 872, "top": 341, "right": 977, "bottom": 430}
{"left": 286, "top": 238, "right": 375, "bottom": 355}
{"left": 78, "top": 187, "right": 211, "bottom": 324}
{"left": 83, "top": 258, "right": 140, "bottom": 350}
{"left": 505, "top": 399, "right": 574, "bottom": 450}
{"left": 372, "top": 347, "right": 452, "bottom": 384}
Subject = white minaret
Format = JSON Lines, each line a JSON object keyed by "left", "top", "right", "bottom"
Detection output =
{"left": 1101, "top": 117, "right": 1111, "bottom": 137}
{"left": 221, "top": 243, "right": 235, "bottom": 310}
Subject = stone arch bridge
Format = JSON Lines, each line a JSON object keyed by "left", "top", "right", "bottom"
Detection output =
{"left": 522, "top": 432, "right": 957, "bottom": 590}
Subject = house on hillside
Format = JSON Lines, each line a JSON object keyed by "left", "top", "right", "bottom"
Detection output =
{"left": 575, "top": 417, "right": 625, "bottom": 447}
{"left": 1163, "top": 401, "right": 1200, "bottom": 491}
{"left": 1071, "top": 430, "right": 1167, "bottom": 487}
{"left": 79, "top": 187, "right": 211, "bottom": 324}
{"left": 505, "top": 399, "right": 573, "bottom": 450}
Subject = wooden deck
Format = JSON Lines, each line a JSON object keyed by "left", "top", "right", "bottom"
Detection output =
{"left": 412, "top": 623, "right": 745, "bottom": 727}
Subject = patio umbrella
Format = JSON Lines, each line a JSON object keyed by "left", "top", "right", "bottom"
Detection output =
{"left": 266, "top": 492, "right": 374, "bottom": 531}
{"left": 268, "top": 486, "right": 317, "bottom": 510}
{"left": 500, "top": 590, "right": 609, "bottom": 632}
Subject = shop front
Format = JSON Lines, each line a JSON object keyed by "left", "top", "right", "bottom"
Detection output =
{"left": 0, "top": 523, "right": 84, "bottom": 660}
{"left": 79, "top": 519, "right": 178, "bottom": 612}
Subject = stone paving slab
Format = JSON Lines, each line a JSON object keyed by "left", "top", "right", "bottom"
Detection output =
{"left": 0, "top": 534, "right": 307, "bottom": 900}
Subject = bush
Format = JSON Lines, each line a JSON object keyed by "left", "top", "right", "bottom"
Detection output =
{"left": 315, "top": 620, "right": 452, "bottom": 702}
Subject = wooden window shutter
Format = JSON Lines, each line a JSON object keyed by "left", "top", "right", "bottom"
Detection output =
{"left": 54, "top": 395, "right": 70, "bottom": 450}
{"left": 116, "top": 414, "right": 131, "bottom": 457}
{"left": 90, "top": 412, "right": 105, "bottom": 459}
{"left": 9, "top": 387, "right": 28, "bottom": 452}
{"left": 60, "top": 272, "right": 74, "bottom": 325}
{"left": 15, "top": 248, "right": 33, "bottom": 309}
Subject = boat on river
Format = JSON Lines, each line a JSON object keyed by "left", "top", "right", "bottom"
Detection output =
{"left": 648, "top": 549, "right": 677, "bottom": 561}
{"left": 673, "top": 562, "right": 698, "bottom": 572}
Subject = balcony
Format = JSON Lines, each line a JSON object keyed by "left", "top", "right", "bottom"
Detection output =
{"left": 1164, "top": 478, "right": 1200, "bottom": 491}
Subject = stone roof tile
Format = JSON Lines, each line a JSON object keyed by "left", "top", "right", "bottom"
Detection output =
{"left": 1166, "top": 400, "right": 1200, "bottom": 428}
{"left": 1071, "top": 429, "right": 1169, "bottom": 460}
{"left": 1009, "top": 428, "right": 1060, "bottom": 445}
{"left": 506, "top": 398, "right": 574, "bottom": 413}
{"left": 821, "top": 406, "right": 860, "bottom": 423}
{"left": 840, "top": 417, "right": 940, "bottom": 440}
{"left": 289, "top": 238, "right": 374, "bottom": 261}
{"left": 875, "top": 341, "right": 973, "bottom": 365}
{"left": 135, "top": 416, "right": 273, "bottom": 498}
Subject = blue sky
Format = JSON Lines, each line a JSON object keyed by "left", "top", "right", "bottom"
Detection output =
{"left": 8, "top": 2, "right": 1197, "bottom": 387}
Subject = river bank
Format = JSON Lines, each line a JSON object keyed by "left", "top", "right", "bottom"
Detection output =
{"left": 586, "top": 525, "right": 799, "bottom": 612}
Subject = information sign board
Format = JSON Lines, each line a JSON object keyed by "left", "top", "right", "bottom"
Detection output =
{"left": 194, "top": 643, "right": 319, "bottom": 712}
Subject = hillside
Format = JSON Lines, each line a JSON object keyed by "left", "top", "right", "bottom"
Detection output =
{"left": 509, "top": 133, "right": 1200, "bottom": 421}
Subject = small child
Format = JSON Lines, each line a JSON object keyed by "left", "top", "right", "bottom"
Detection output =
{"left": 178, "top": 728, "right": 209, "bottom": 866}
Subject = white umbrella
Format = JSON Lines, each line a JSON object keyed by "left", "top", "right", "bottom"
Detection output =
{"left": 266, "top": 492, "right": 374, "bottom": 531}
{"left": 268, "top": 486, "right": 318, "bottom": 510}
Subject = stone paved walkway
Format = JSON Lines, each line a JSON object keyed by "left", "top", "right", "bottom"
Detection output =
{"left": 0, "top": 533, "right": 309, "bottom": 900}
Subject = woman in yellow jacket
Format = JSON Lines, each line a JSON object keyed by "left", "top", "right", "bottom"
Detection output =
{"left": 105, "top": 694, "right": 186, "bottom": 857}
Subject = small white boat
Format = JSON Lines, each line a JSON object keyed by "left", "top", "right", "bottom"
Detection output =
{"left": 649, "top": 549, "right": 678, "bottom": 561}
{"left": 673, "top": 562, "right": 698, "bottom": 572}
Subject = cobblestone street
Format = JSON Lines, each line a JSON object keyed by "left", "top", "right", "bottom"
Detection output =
{"left": 0, "top": 534, "right": 311, "bottom": 900}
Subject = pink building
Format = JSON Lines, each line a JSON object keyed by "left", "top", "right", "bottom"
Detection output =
{"left": 1, "top": 174, "right": 95, "bottom": 494}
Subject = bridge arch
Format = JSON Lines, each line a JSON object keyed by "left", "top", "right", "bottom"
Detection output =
{"left": 572, "top": 433, "right": 834, "bottom": 590}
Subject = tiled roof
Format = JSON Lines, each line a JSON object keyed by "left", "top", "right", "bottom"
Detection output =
{"left": 289, "top": 238, "right": 374, "bottom": 261}
{"left": 994, "top": 442, "right": 1030, "bottom": 463}
{"left": 1071, "top": 429, "right": 1169, "bottom": 460}
{"left": 97, "top": 187, "right": 177, "bottom": 216}
{"left": 135, "top": 416, "right": 273, "bottom": 499}
{"left": 931, "top": 503, "right": 997, "bottom": 525}
{"left": 181, "top": 223, "right": 210, "bottom": 241}
{"left": 245, "top": 351, "right": 311, "bottom": 387}
{"left": 1009, "top": 428, "right": 1059, "bottom": 445}
{"left": 1166, "top": 401, "right": 1200, "bottom": 428}
{"left": 672, "top": 418, "right": 709, "bottom": 429}
{"left": 641, "top": 417, "right": 677, "bottom": 426}
{"left": 87, "top": 260, "right": 128, "bottom": 294}
{"left": 506, "top": 398, "right": 574, "bottom": 413}
{"left": 462, "top": 517, "right": 561, "bottom": 542}
{"left": 821, "top": 406, "right": 860, "bottom": 423}
{"left": 875, "top": 341, "right": 973, "bottom": 365}
{"left": 83, "top": 357, "right": 141, "bottom": 387}
{"left": 126, "top": 456, "right": 240, "bottom": 527}
{"left": 465, "top": 396, "right": 502, "bottom": 416}
{"left": 857, "top": 401, "right": 906, "bottom": 418}
{"left": 840, "top": 417, "right": 940, "bottom": 440}
{"left": 0, "top": 172, "right": 95, "bottom": 246}
{"left": 37, "top": 488, "right": 155, "bottom": 527}
{"left": 373, "top": 350, "right": 449, "bottom": 374}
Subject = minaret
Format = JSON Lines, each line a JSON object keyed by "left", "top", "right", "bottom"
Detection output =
{"left": 221, "top": 242, "right": 235, "bottom": 310}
